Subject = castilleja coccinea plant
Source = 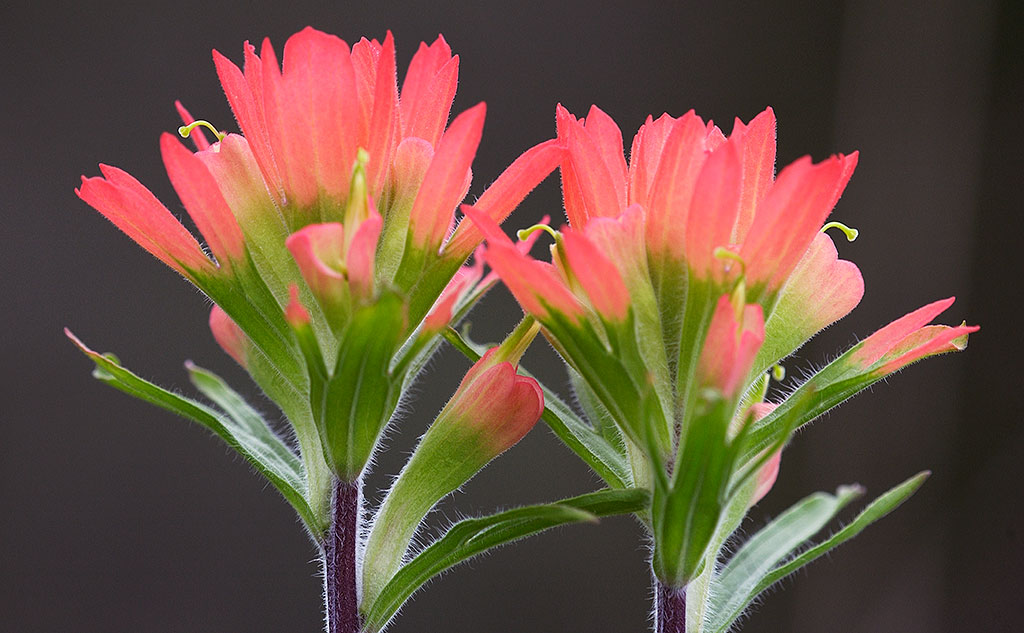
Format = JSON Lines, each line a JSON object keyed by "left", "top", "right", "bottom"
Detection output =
{"left": 467, "top": 104, "right": 977, "bottom": 632}
{"left": 68, "top": 28, "right": 648, "bottom": 633}
{"left": 68, "top": 25, "right": 976, "bottom": 633}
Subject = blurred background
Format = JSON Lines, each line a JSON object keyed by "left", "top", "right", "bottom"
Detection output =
{"left": 2, "top": 0, "right": 1021, "bottom": 631}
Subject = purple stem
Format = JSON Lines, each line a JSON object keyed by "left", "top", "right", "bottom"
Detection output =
{"left": 655, "top": 579, "right": 687, "bottom": 633}
{"left": 325, "top": 477, "right": 362, "bottom": 633}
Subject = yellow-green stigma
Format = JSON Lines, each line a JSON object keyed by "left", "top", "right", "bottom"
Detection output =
{"left": 517, "top": 223, "right": 559, "bottom": 243}
{"left": 821, "top": 221, "right": 859, "bottom": 242}
{"left": 178, "top": 120, "right": 226, "bottom": 142}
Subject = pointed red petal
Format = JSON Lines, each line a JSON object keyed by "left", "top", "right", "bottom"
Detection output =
{"left": 260, "top": 37, "right": 318, "bottom": 208}
{"left": 562, "top": 229, "right": 630, "bottom": 322}
{"left": 829, "top": 151, "right": 859, "bottom": 210}
{"left": 160, "top": 133, "right": 246, "bottom": 266}
{"left": 213, "top": 46, "right": 283, "bottom": 201}
{"left": 408, "top": 103, "right": 485, "bottom": 249}
{"left": 365, "top": 31, "right": 400, "bottom": 197}
{"left": 645, "top": 111, "right": 709, "bottom": 259}
{"left": 350, "top": 36, "right": 380, "bottom": 148}
{"left": 875, "top": 324, "right": 978, "bottom": 376}
{"left": 685, "top": 136, "right": 743, "bottom": 278}
{"left": 563, "top": 105, "right": 622, "bottom": 224}
{"left": 851, "top": 297, "right": 956, "bottom": 368}
{"left": 445, "top": 139, "right": 564, "bottom": 260}
{"left": 400, "top": 36, "right": 458, "bottom": 146}
{"left": 346, "top": 202, "right": 383, "bottom": 302}
{"left": 556, "top": 104, "right": 588, "bottom": 227}
{"left": 282, "top": 27, "right": 359, "bottom": 200}
{"left": 741, "top": 155, "right": 846, "bottom": 292}
{"left": 78, "top": 167, "right": 212, "bottom": 275}
{"left": 584, "top": 105, "right": 627, "bottom": 210}
{"left": 628, "top": 112, "right": 675, "bottom": 209}
{"left": 732, "top": 107, "right": 776, "bottom": 243}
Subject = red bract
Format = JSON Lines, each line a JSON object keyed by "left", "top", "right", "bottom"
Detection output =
{"left": 697, "top": 294, "right": 765, "bottom": 399}
{"left": 850, "top": 297, "right": 979, "bottom": 376}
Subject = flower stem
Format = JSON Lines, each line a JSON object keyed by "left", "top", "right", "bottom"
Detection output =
{"left": 325, "top": 477, "right": 362, "bottom": 633}
{"left": 655, "top": 579, "right": 687, "bottom": 633}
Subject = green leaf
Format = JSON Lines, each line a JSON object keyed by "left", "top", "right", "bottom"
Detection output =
{"left": 568, "top": 367, "right": 627, "bottom": 449}
{"left": 442, "top": 326, "right": 632, "bottom": 489}
{"left": 704, "top": 472, "right": 929, "bottom": 633}
{"left": 361, "top": 488, "right": 650, "bottom": 632}
{"left": 66, "top": 331, "right": 321, "bottom": 534}
{"left": 705, "top": 485, "right": 863, "bottom": 631}
{"left": 684, "top": 474, "right": 760, "bottom": 633}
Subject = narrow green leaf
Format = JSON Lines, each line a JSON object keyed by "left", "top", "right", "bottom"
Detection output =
{"left": 362, "top": 488, "right": 650, "bottom": 631}
{"left": 652, "top": 395, "right": 735, "bottom": 586}
{"left": 684, "top": 474, "right": 760, "bottom": 633}
{"left": 706, "top": 472, "right": 929, "bottom": 633}
{"left": 568, "top": 367, "right": 627, "bottom": 449}
{"left": 706, "top": 485, "right": 863, "bottom": 631}
{"left": 66, "top": 331, "right": 321, "bottom": 534}
{"left": 442, "top": 326, "right": 632, "bottom": 489}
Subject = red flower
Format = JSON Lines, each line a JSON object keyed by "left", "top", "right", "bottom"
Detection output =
{"left": 77, "top": 27, "right": 564, "bottom": 348}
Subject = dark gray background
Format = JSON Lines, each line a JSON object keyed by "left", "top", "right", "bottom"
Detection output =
{"left": 3, "top": 0, "right": 1021, "bottom": 631}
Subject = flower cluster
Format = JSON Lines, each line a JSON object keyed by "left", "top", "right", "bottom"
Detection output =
{"left": 76, "top": 28, "right": 561, "bottom": 490}
{"left": 470, "top": 104, "right": 977, "bottom": 591}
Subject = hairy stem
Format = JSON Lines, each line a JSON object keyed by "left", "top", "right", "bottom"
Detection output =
{"left": 325, "top": 477, "right": 362, "bottom": 633}
{"left": 655, "top": 578, "right": 687, "bottom": 633}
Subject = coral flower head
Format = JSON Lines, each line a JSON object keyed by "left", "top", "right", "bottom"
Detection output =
{"left": 75, "top": 27, "right": 564, "bottom": 481}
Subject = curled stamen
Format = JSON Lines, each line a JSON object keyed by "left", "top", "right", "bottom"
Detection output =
{"left": 517, "top": 223, "right": 559, "bottom": 243}
{"left": 821, "top": 221, "right": 859, "bottom": 242}
{"left": 178, "top": 120, "right": 226, "bottom": 142}
{"left": 772, "top": 364, "right": 786, "bottom": 382}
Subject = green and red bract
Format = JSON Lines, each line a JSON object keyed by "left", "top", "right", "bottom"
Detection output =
{"left": 472, "top": 103, "right": 977, "bottom": 630}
